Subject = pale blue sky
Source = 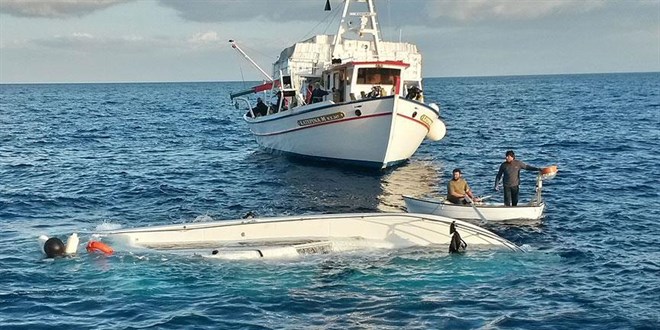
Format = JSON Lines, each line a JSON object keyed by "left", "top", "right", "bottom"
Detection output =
{"left": 1, "top": 0, "right": 658, "bottom": 83}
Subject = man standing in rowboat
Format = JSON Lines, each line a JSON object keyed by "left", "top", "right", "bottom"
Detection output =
{"left": 494, "top": 150, "right": 541, "bottom": 206}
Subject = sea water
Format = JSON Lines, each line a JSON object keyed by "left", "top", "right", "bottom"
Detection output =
{"left": 1, "top": 73, "right": 658, "bottom": 329}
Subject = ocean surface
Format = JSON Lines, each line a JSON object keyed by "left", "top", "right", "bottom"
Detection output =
{"left": 1, "top": 73, "right": 658, "bottom": 329}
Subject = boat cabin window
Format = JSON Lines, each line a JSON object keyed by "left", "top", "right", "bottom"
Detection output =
{"left": 356, "top": 68, "right": 400, "bottom": 85}
{"left": 281, "top": 76, "right": 292, "bottom": 88}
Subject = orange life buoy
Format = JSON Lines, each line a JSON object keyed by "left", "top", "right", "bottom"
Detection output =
{"left": 86, "top": 240, "right": 114, "bottom": 255}
{"left": 541, "top": 165, "right": 558, "bottom": 175}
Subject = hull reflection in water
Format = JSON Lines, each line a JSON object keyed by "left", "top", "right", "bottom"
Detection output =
{"left": 268, "top": 158, "right": 440, "bottom": 214}
{"left": 378, "top": 161, "right": 441, "bottom": 212}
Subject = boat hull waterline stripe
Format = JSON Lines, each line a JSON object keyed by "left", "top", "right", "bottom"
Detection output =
{"left": 251, "top": 112, "right": 429, "bottom": 137}
{"left": 243, "top": 96, "right": 440, "bottom": 125}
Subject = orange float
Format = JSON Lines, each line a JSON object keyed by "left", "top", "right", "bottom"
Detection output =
{"left": 541, "top": 165, "right": 558, "bottom": 175}
{"left": 86, "top": 240, "right": 114, "bottom": 255}
{"left": 540, "top": 165, "right": 558, "bottom": 180}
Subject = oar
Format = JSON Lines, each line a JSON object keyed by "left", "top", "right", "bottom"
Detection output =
{"left": 463, "top": 195, "right": 489, "bottom": 225}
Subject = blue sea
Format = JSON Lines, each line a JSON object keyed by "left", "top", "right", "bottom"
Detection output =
{"left": 1, "top": 73, "right": 658, "bottom": 329}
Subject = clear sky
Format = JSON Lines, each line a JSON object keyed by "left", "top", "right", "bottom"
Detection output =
{"left": 1, "top": 0, "right": 658, "bottom": 83}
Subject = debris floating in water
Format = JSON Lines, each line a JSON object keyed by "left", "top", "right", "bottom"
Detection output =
{"left": 86, "top": 241, "right": 114, "bottom": 255}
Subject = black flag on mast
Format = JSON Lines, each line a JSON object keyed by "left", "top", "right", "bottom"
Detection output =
{"left": 324, "top": 0, "right": 331, "bottom": 11}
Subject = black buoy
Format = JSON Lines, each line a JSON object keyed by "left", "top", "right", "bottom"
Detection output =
{"left": 44, "top": 237, "right": 65, "bottom": 258}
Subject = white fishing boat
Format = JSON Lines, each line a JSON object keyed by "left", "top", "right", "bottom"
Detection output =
{"left": 404, "top": 166, "right": 558, "bottom": 222}
{"left": 94, "top": 213, "right": 521, "bottom": 259}
{"left": 229, "top": 0, "right": 446, "bottom": 169}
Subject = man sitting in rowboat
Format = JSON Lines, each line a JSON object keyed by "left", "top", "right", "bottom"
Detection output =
{"left": 447, "top": 168, "right": 480, "bottom": 204}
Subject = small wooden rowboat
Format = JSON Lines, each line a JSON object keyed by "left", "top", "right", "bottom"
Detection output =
{"left": 404, "top": 166, "right": 558, "bottom": 222}
{"left": 403, "top": 195, "right": 545, "bottom": 222}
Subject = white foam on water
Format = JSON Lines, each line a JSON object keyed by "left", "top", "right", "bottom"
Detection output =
{"left": 519, "top": 244, "right": 534, "bottom": 252}
{"left": 95, "top": 221, "right": 122, "bottom": 231}
{"left": 192, "top": 214, "right": 214, "bottom": 222}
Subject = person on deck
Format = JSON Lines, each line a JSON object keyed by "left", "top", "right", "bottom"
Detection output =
{"left": 494, "top": 150, "right": 541, "bottom": 206}
{"left": 273, "top": 91, "right": 288, "bottom": 112}
{"left": 311, "top": 82, "right": 329, "bottom": 103}
{"left": 447, "top": 168, "right": 479, "bottom": 204}
{"left": 252, "top": 97, "right": 268, "bottom": 117}
{"left": 405, "top": 86, "right": 423, "bottom": 101}
{"left": 304, "top": 83, "right": 314, "bottom": 104}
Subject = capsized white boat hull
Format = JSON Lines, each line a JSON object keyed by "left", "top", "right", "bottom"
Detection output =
{"left": 99, "top": 213, "right": 521, "bottom": 259}
{"left": 403, "top": 195, "right": 545, "bottom": 221}
{"left": 247, "top": 96, "right": 444, "bottom": 168}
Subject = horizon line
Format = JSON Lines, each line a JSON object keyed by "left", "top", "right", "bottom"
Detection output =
{"left": 1, "top": 70, "right": 658, "bottom": 85}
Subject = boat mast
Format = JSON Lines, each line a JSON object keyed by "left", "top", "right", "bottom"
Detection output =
{"left": 332, "top": 0, "right": 382, "bottom": 58}
{"left": 229, "top": 39, "right": 274, "bottom": 82}
{"left": 365, "top": 0, "right": 382, "bottom": 56}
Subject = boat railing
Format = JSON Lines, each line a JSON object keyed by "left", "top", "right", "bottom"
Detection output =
{"left": 532, "top": 174, "right": 544, "bottom": 206}
{"left": 233, "top": 97, "right": 254, "bottom": 117}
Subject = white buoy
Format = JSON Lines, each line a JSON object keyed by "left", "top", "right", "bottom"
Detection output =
{"left": 65, "top": 233, "right": 79, "bottom": 255}
{"left": 426, "top": 121, "right": 447, "bottom": 141}
{"left": 38, "top": 235, "right": 49, "bottom": 245}
{"left": 38, "top": 235, "right": 49, "bottom": 255}
{"left": 425, "top": 103, "right": 446, "bottom": 141}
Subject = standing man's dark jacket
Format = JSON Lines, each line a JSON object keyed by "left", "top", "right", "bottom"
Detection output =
{"left": 495, "top": 160, "right": 539, "bottom": 187}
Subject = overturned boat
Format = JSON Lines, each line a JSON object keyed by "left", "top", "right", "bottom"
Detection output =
{"left": 228, "top": 0, "right": 446, "bottom": 169}
{"left": 96, "top": 213, "right": 521, "bottom": 259}
{"left": 404, "top": 166, "right": 558, "bottom": 222}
